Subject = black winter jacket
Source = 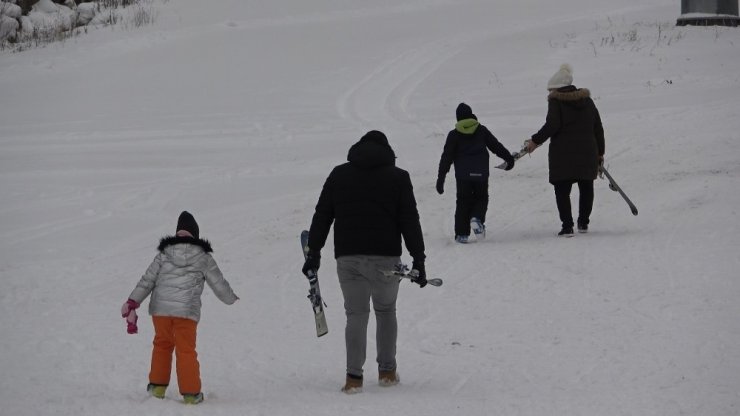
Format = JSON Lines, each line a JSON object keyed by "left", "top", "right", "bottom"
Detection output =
{"left": 438, "top": 120, "right": 513, "bottom": 182}
{"left": 307, "top": 135, "right": 425, "bottom": 261}
{"left": 531, "top": 86, "right": 605, "bottom": 183}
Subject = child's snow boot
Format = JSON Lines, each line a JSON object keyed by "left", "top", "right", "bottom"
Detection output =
{"left": 471, "top": 217, "right": 485, "bottom": 239}
{"left": 183, "top": 392, "right": 204, "bottom": 404}
{"left": 147, "top": 383, "right": 167, "bottom": 399}
{"left": 454, "top": 235, "right": 469, "bottom": 244}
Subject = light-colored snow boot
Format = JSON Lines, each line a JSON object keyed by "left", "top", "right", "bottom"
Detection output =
{"left": 147, "top": 383, "right": 167, "bottom": 399}
{"left": 183, "top": 392, "right": 204, "bottom": 404}
{"left": 471, "top": 217, "right": 485, "bottom": 239}
{"left": 454, "top": 235, "right": 469, "bottom": 244}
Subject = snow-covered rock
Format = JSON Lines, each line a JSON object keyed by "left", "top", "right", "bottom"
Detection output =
{"left": 0, "top": 14, "right": 19, "bottom": 41}
{"left": 32, "top": 0, "right": 62, "bottom": 13}
{"left": 1, "top": 2, "right": 22, "bottom": 19}
{"left": 28, "top": 0, "right": 76, "bottom": 32}
{"left": 76, "top": 2, "right": 96, "bottom": 26}
{"left": 18, "top": 14, "right": 33, "bottom": 35}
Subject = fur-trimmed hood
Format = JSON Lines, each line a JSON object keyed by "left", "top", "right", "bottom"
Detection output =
{"left": 157, "top": 235, "right": 213, "bottom": 253}
{"left": 548, "top": 86, "right": 591, "bottom": 102}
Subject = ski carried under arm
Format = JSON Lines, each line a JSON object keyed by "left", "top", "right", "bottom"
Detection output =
{"left": 599, "top": 165, "right": 638, "bottom": 216}
{"left": 381, "top": 263, "right": 443, "bottom": 287}
{"left": 300, "top": 230, "right": 328, "bottom": 337}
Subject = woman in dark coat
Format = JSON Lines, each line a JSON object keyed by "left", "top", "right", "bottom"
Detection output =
{"left": 525, "top": 64, "right": 605, "bottom": 236}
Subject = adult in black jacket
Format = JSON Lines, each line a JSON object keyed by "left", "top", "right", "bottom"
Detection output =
{"left": 525, "top": 64, "right": 605, "bottom": 236}
{"left": 302, "top": 130, "right": 427, "bottom": 393}
{"left": 436, "top": 103, "right": 515, "bottom": 243}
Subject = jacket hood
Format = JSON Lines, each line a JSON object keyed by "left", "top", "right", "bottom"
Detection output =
{"left": 158, "top": 235, "right": 213, "bottom": 253}
{"left": 455, "top": 118, "right": 480, "bottom": 135}
{"left": 548, "top": 86, "right": 591, "bottom": 109}
{"left": 347, "top": 130, "right": 396, "bottom": 168}
{"left": 158, "top": 235, "right": 213, "bottom": 267}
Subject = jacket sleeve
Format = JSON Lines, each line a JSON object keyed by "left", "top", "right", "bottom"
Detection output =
{"left": 531, "top": 99, "right": 561, "bottom": 145}
{"left": 307, "top": 171, "right": 336, "bottom": 253}
{"left": 483, "top": 127, "right": 514, "bottom": 163}
{"left": 128, "top": 253, "right": 163, "bottom": 304}
{"left": 203, "top": 255, "right": 238, "bottom": 305}
{"left": 592, "top": 100, "right": 605, "bottom": 155}
{"left": 437, "top": 132, "right": 456, "bottom": 178}
{"left": 397, "top": 170, "right": 426, "bottom": 261}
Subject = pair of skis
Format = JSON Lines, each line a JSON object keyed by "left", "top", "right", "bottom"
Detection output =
{"left": 381, "top": 263, "right": 443, "bottom": 287}
{"left": 299, "top": 230, "right": 443, "bottom": 338}
{"left": 495, "top": 142, "right": 638, "bottom": 216}
{"left": 599, "top": 165, "right": 638, "bottom": 216}
{"left": 300, "top": 230, "right": 329, "bottom": 338}
{"left": 494, "top": 144, "right": 531, "bottom": 170}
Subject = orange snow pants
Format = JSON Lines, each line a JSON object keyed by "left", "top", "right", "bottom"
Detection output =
{"left": 149, "top": 316, "right": 201, "bottom": 394}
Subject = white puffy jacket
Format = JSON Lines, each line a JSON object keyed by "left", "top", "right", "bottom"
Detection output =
{"left": 128, "top": 236, "right": 237, "bottom": 322}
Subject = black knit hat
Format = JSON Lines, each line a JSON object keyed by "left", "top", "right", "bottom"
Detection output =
{"left": 456, "top": 102, "right": 476, "bottom": 121}
{"left": 176, "top": 211, "right": 199, "bottom": 239}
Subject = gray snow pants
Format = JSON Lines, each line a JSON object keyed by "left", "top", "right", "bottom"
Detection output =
{"left": 336, "top": 255, "right": 401, "bottom": 378}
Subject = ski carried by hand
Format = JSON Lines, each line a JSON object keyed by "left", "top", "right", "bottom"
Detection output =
{"left": 381, "top": 263, "right": 443, "bottom": 287}
{"left": 599, "top": 165, "right": 638, "bottom": 216}
{"left": 300, "top": 230, "right": 328, "bottom": 337}
{"left": 495, "top": 141, "right": 532, "bottom": 170}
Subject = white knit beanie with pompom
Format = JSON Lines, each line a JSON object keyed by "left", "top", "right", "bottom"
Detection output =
{"left": 547, "top": 64, "right": 573, "bottom": 90}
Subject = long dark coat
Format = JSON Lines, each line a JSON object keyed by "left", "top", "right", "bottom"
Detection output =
{"left": 307, "top": 133, "right": 425, "bottom": 261}
{"left": 531, "top": 86, "right": 605, "bottom": 183}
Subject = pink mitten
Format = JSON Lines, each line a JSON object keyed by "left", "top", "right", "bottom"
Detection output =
{"left": 121, "top": 299, "right": 140, "bottom": 334}
{"left": 126, "top": 309, "right": 138, "bottom": 334}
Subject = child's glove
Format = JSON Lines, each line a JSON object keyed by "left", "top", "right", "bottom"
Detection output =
{"left": 121, "top": 299, "right": 140, "bottom": 334}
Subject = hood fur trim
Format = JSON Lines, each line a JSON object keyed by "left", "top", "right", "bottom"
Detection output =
{"left": 548, "top": 87, "right": 590, "bottom": 102}
{"left": 157, "top": 235, "right": 213, "bottom": 253}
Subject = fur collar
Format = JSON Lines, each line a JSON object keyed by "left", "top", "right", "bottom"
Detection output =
{"left": 548, "top": 87, "right": 591, "bottom": 102}
{"left": 157, "top": 235, "right": 213, "bottom": 253}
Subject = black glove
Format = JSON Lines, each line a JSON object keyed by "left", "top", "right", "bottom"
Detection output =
{"left": 410, "top": 259, "right": 427, "bottom": 288}
{"left": 436, "top": 177, "right": 445, "bottom": 195}
{"left": 504, "top": 157, "right": 515, "bottom": 171}
{"left": 302, "top": 250, "right": 321, "bottom": 279}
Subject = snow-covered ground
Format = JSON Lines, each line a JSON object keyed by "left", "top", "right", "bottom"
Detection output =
{"left": 1, "top": 0, "right": 739, "bottom": 415}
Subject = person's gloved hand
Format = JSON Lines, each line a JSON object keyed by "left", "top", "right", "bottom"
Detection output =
{"left": 121, "top": 299, "right": 140, "bottom": 334}
{"left": 410, "top": 259, "right": 427, "bottom": 288}
{"left": 436, "top": 177, "right": 445, "bottom": 195}
{"left": 302, "top": 250, "right": 321, "bottom": 279}
{"left": 505, "top": 157, "right": 515, "bottom": 171}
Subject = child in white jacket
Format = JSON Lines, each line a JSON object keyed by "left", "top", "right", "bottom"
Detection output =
{"left": 121, "top": 211, "right": 238, "bottom": 404}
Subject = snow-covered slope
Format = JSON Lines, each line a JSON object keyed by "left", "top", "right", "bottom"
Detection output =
{"left": 1, "top": 0, "right": 739, "bottom": 415}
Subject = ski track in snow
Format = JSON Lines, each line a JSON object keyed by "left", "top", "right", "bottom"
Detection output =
{"left": 336, "top": 34, "right": 471, "bottom": 130}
